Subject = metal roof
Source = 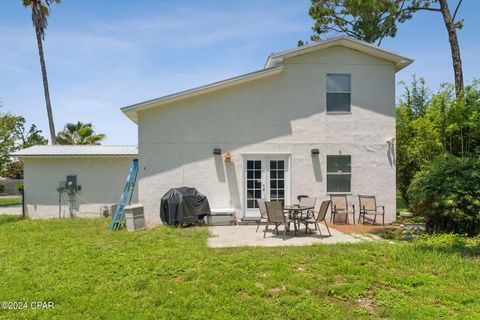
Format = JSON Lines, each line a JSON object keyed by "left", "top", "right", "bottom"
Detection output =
{"left": 12, "top": 145, "right": 138, "bottom": 157}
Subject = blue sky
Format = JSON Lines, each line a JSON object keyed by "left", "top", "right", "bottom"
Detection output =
{"left": 0, "top": 0, "right": 478, "bottom": 145}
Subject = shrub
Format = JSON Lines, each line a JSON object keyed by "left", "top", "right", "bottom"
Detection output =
{"left": 407, "top": 155, "right": 480, "bottom": 235}
{"left": 16, "top": 183, "right": 23, "bottom": 192}
{"left": 0, "top": 183, "right": 4, "bottom": 193}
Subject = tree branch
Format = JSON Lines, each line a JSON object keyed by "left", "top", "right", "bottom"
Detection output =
{"left": 452, "top": 0, "right": 463, "bottom": 21}
{"left": 410, "top": 7, "right": 442, "bottom": 13}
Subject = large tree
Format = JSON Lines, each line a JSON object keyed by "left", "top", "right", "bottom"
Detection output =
{"left": 0, "top": 112, "right": 47, "bottom": 178}
{"left": 56, "top": 122, "right": 106, "bottom": 145}
{"left": 307, "top": 0, "right": 465, "bottom": 95}
{"left": 22, "top": 0, "right": 61, "bottom": 144}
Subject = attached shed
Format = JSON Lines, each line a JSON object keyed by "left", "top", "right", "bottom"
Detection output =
{"left": 12, "top": 145, "right": 138, "bottom": 219}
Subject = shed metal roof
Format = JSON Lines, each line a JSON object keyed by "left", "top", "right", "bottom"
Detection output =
{"left": 12, "top": 145, "right": 138, "bottom": 157}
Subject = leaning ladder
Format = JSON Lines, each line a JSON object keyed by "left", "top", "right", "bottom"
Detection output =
{"left": 109, "top": 159, "right": 139, "bottom": 231}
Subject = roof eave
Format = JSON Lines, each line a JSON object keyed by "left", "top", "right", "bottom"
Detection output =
{"left": 15, "top": 154, "right": 138, "bottom": 158}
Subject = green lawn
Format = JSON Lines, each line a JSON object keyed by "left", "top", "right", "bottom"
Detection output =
{"left": 0, "top": 216, "right": 479, "bottom": 319}
{"left": 0, "top": 197, "right": 21, "bottom": 207}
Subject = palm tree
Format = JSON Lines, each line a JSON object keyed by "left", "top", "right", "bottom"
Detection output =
{"left": 56, "top": 122, "right": 106, "bottom": 145}
{"left": 22, "top": 0, "right": 61, "bottom": 144}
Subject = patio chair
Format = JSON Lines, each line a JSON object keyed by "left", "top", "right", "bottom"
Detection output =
{"left": 256, "top": 199, "right": 268, "bottom": 232}
{"left": 358, "top": 195, "right": 385, "bottom": 225}
{"left": 294, "top": 196, "right": 315, "bottom": 224}
{"left": 302, "top": 200, "right": 332, "bottom": 236}
{"left": 264, "top": 201, "right": 293, "bottom": 238}
{"left": 330, "top": 195, "right": 355, "bottom": 224}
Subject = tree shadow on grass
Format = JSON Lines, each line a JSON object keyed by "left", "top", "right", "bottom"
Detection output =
{"left": 0, "top": 215, "right": 23, "bottom": 225}
{"left": 413, "top": 240, "right": 480, "bottom": 258}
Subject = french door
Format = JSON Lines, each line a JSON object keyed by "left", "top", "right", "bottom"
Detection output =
{"left": 243, "top": 155, "right": 290, "bottom": 218}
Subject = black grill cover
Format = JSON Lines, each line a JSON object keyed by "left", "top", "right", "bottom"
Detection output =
{"left": 160, "top": 187, "right": 211, "bottom": 226}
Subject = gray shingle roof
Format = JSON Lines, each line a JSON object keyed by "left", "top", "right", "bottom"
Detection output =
{"left": 12, "top": 145, "right": 138, "bottom": 157}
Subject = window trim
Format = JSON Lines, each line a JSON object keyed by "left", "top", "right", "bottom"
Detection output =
{"left": 326, "top": 73, "right": 351, "bottom": 113}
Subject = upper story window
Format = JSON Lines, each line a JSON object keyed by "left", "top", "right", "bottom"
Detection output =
{"left": 326, "top": 155, "right": 351, "bottom": 193}
{"left": 326, "top": 74, "right": 351, "bottom": 112}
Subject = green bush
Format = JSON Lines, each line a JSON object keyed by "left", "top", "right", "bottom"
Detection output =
{"left": 0, "top": 183, "right": 4, "bottom": 193}
{"left": 407, "top": 155, "right": 480, "bottom": 235}
{"left": 16, "top": 182, "right": 23, "bottom": 192}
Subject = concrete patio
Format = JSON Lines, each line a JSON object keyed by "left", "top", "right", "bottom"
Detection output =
{"left": 208, "top": 223, "right": 370, "bottom": 248}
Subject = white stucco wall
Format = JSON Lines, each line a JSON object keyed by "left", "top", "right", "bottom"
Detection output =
{"left": 23, "top": 157, "right": 137, "bottom": 218}
{"left": 137, "top": 45, "right": 397, "bottom": 225}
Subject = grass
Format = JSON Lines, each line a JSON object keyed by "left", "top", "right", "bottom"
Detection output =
{"left": 0, "top": 197, "right": 21, "bottom": 207}
{"left": 0, "top": 216, "right": 479, "bottom": 319}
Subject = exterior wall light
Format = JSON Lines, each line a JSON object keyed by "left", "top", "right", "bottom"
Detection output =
{"left": 224, "top": 151, "right": 232, "bottom": 162}
{"left": 213, "top": 148, "right": 222, "bottom": 155}
{"left": 311, "top": 148, "right": 320, "bottom": 155}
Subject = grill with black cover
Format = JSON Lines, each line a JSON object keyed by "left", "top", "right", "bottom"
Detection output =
{"left": 160, "top": 187, "right": 211, "bottom": 226}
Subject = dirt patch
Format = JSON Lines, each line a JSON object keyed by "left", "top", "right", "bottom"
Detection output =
{"left": 268, "top": 286, "right": 285, "bottom": 297}
{"left": 331, "top": 223, "right": 399, "bottom": 234}
{"left": 356, "top": 296, "right": 377, "bottom": 314}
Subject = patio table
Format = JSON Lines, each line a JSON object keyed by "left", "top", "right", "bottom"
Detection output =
{"left": 284, "top": 205, "right": 314, "bottom": 236}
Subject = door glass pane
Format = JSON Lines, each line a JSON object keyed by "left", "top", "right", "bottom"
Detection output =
{"left": 246, "top": 160, "right": 262, "bottom": 208}
{"left": 269, "top": 160, "right": 285, "bottom": 203}
{"left": 270, "top": 190, "right": 277, "bottom": 199}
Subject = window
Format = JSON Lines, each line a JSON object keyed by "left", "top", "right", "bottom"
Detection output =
{"left": 326, "top": 155, "right": 351, "bottom": 193}
{"left": 326, "top": 74, "right": 351, "bottom": 112}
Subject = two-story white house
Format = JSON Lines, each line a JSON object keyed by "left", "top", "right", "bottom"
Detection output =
{"left": 121, "top": 36, "right": 413, "bottom": 226}
{"left": 14, "top": 36, "right": 412, "bottom": 224}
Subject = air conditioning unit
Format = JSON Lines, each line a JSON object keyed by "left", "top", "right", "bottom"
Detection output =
{"left": 125, "top": 204, "right": 145, "bottom": 231}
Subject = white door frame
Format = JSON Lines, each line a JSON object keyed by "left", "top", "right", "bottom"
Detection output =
{"left": 242, "top": 154, "right": 291, "bottom": 219}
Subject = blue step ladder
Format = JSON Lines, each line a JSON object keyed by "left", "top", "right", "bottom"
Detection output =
{"left": 109, "top": 159, "right": 139, "bottom": 231}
